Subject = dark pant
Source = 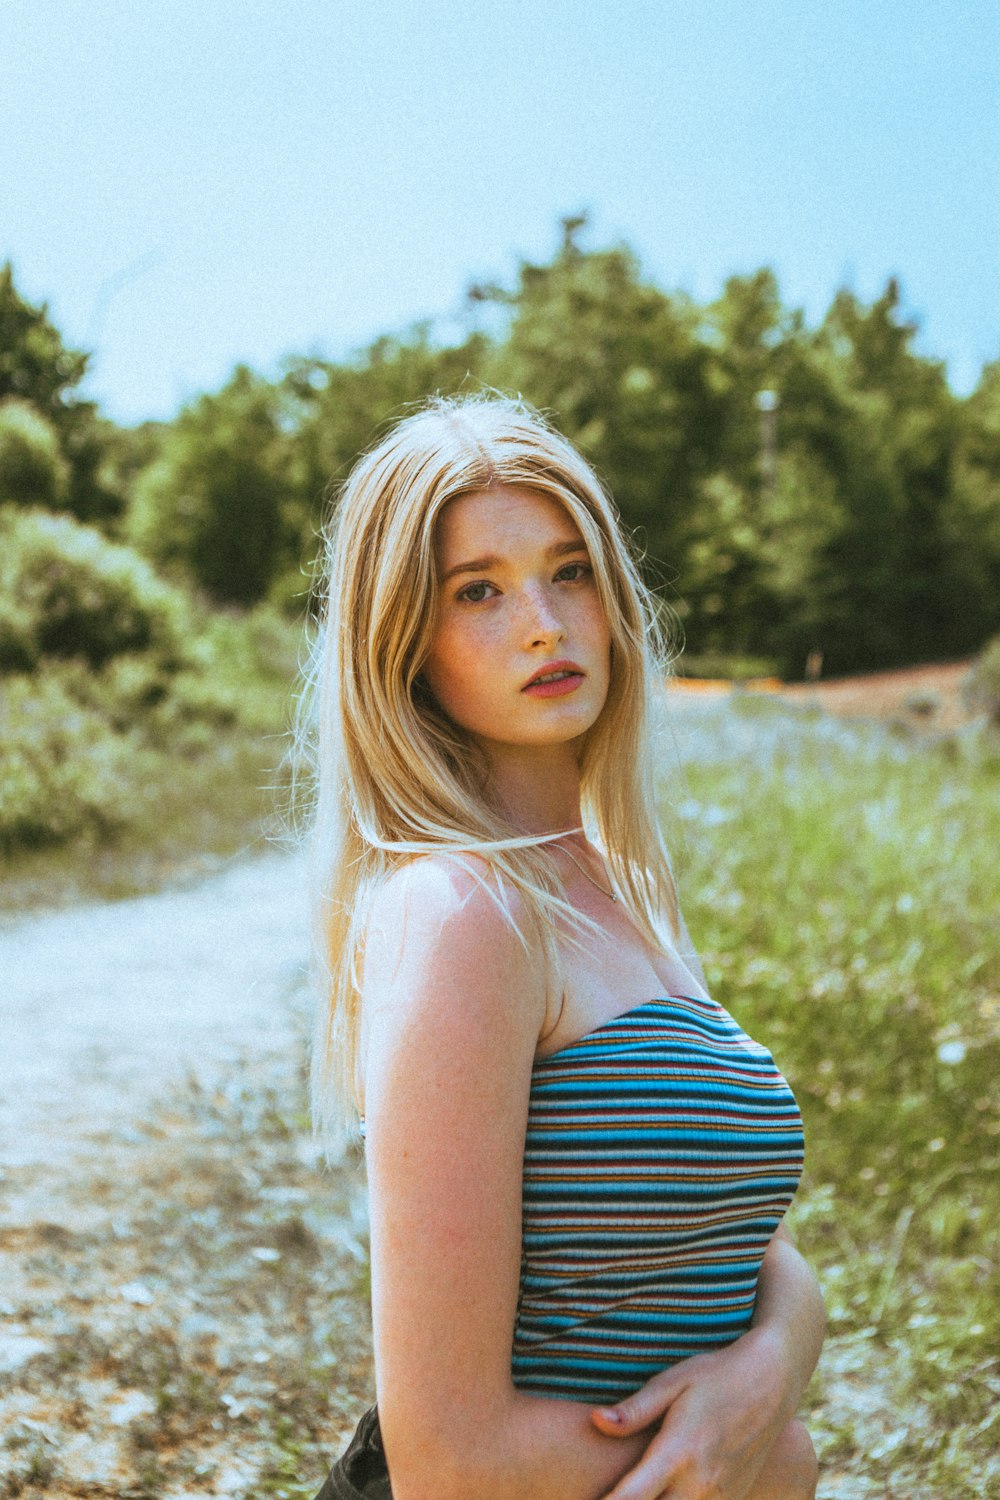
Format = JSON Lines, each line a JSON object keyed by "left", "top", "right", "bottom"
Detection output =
{"left": 314, "top": 1405, "right": 392, "bottom": 1500}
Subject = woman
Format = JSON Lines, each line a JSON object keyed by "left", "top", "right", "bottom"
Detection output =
{"left": 306, "top": 395, "right": 824, "bottom": 1499}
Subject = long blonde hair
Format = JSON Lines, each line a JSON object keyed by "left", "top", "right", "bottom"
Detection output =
{"left": 298, "top": 393, "right": 679, "bottom": 1142}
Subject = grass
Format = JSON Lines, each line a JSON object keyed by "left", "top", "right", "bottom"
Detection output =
{"left": 658, "top": 695, "right": 1000, "bottom": 1498}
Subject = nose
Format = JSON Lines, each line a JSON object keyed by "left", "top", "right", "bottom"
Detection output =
{"left": 520, "top": 582, "right": 566, "bottom": 647}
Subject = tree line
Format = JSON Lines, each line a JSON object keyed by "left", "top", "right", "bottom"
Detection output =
{"left": 3, "top": 219, "right": 1000, "bottom": 679}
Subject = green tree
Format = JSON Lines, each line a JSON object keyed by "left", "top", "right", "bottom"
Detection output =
{"left": 951, "top": 358, "right": 1000, "bottom": 630}
{"left": 0, "top": 262, "right": 88, "bottom": 413}
{"left": 129, "top": 366, "right": 290, "bottom": 606}
{"left": 0, "top": 399, "right": 70, "bottom": 507}
{"left": 487, "top": 221, "right": 721, "bottom": 579}
{"left": 804, "top": 281, "right": 966, "bottom": 671}
{"left": 281, "top": 326, "right": 491, "bottom": 607}
{"left": 0, "top": 263, "right": 125, "bottom": 525}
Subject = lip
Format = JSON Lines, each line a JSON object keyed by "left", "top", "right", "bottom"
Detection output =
{"left": 521, "top": 660, "right": 585, "bottom": 691}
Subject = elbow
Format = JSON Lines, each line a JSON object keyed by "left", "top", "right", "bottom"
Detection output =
{"left": 391, "top": 1462, "right": 502, "bottom": 1500}
{"left": 384, "top": 1428, "right": 509, "bottom": 1500}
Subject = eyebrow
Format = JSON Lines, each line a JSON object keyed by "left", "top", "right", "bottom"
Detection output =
{"left": 442, "top": 538, "right": 590, "bottom": 583}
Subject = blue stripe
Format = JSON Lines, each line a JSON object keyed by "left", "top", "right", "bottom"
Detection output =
{"left": 511, "top": 994, "right": 804, "bottom": 1405}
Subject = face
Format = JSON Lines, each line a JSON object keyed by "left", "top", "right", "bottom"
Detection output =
{"left": 420, "top": 485, "right": 612, "bottom": 762}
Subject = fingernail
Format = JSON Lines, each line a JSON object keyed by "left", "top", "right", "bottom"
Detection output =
{"left": 596, "top": 1407, "right": 622, "bottom": 1423}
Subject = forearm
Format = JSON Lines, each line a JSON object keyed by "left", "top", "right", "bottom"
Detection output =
{"left": 387, "top": 1388, "right": 650, "bottom": 1500}
{"left": 502, "top": 1390, "right": 651, "bottom": 1500}
{"left": 746, "top": 1228, "right": 826, "bottom": 1425}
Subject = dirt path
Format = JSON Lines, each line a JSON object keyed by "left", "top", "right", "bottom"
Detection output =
{"left": 0, "top": 851, "right": 371, "bottom": 1499}
{"left": 779, "top": 659, "right": 978, "bottom": 732}
{"left": 0, "top": 850, "right": 311, "bottom": 1171}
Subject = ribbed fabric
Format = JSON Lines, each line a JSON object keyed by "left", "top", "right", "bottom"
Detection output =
{"left": 511, "top": 994, "right": 804, "bottom": 1404}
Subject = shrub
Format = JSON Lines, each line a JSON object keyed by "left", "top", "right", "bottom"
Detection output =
{"left": 0, "top": 506, "right": 192, "bottom": 672}
{"left": 0, "top": 667, "right": 156, "bottom": 849}
{"left": 0, "top": 398, "right": 69, "bottom": 507}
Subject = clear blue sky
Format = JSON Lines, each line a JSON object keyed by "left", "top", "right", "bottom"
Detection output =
{"left": 2, "top": 0, "right": 998, "bottom": 425}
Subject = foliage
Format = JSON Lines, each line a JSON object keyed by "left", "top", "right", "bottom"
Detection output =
{"left": 0, "top": 498, "right": 301, "bottom": 855}
{"left": 129, "top": 365, "right": 293, "bottom": 606}
{"left": 9, "top": 229, "right": 1000, "bottom": 669}
{"left": 0, "top": 261, "right": 87, "bottom": 414}
{"left": 0, "top": 665, "right": 159, "bottom": 850}
{"left": 0, "top": 591, "right": 300, "bottom": 853}
{"left": 485, "top": 226, "right": 718, "bottom": 581}
{"left": 0, "top": 263, "right": 126, "bottom": 525}
{"left": 0, "top": 397, "right": 70, "bottom": 507}
{"left": 0, "top": 505, "right": 191, "bottom": 672}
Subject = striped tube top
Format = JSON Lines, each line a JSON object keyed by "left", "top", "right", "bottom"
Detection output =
{"left": 511, "top": 993, "right": 804, "bottom": 1404}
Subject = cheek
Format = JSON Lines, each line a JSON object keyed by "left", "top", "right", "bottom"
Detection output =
{"left": 580, "top": 594, "right": 612, "bottom": 661}
{"left": 421, "top": 623, "right": 486, "bottom": 709}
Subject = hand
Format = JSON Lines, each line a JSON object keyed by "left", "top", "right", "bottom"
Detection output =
{"left": 590, "top": 1328, "right": 800, "bottom": 1500}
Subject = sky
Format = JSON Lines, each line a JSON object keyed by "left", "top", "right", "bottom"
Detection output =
{"left": 2, "top": 0, "right": 999, "bottom": 426}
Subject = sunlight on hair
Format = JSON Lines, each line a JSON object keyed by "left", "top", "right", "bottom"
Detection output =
{"left": 291, "top": 393, "right": 683, "bottom": 1150}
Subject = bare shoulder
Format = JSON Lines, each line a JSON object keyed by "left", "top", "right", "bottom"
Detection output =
{"left": 360, "top": 854, "right": 545, "bottom": 1104}
{"left": 365, "top": 852, "right": 536, "bottom": 976}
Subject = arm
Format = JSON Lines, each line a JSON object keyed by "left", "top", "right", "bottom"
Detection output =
{"left": 588, "top": 1222, "right": 825, "bottom": 1500}
{"left": 361, "top": 857, "right": 655, "bottom": 1500}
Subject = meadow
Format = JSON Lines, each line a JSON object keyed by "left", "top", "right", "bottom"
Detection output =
{"left": 0, "top": 695, "right": 997, "bottom": 1499}
{"left": 661, "top": 695, "right": 1000, "bottom": 1498}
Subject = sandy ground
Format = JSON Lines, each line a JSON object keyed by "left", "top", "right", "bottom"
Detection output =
{"left": 0, "top": 851, "right": 310, "bottom": 1171}
{"left": 778, "top": 659, "right": 979, "bottom": 732}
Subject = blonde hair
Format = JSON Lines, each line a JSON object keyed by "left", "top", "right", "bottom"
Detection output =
{"left": 298, "top": 393, "right": 679, "bottom": 1143}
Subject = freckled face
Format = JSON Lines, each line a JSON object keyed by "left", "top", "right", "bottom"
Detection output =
{"left": 420, "top": 485, "right": 612, "bottom": 756}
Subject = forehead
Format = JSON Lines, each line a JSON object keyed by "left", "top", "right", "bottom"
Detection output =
{"left": 434, "top": 484, "right": 583, "bottom": 555}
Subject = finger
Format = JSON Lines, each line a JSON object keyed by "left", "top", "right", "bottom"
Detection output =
{"left": 597, "top": 1439, "right": 682, "bottom": 1500}
{"left": 591, "top": 1373, "right": 686, "bottom": 1436}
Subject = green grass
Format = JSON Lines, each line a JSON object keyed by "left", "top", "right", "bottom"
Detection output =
{"left": 659, "top": 697, "right": 1000, "bottom": 1497}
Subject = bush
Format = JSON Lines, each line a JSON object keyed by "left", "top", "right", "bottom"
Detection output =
{"left": 0, "top": 506, "right": 192, "bottom": 672}
{"left": 0, "top": 667, "right": 156, "bottom": 849}
{"left": 963, "top": 635, "right": 1000, "bottom": 724}
{"left": 0, "top": 398, "right": 69, "bottom": 507}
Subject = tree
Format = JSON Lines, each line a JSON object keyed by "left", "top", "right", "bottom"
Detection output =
{"left": 0, "top": 263, "right": 125, "bottom": 525}
{"left": 486, "top": 225, "right": 721, "bottom": 580}
{"left": 0, "top": 399, "right": 70, "bottom": 507}
{"left": 0, "top": 263, "right": 88, "bottom": 415}
{"left": 803, "top": 281, "right": 966, "bottom": 670}
{"left": 128, "top": 366, "right": 290, "bottom": 606}
{"left": 281, "top": 326, "right": 491, "bottom": 606}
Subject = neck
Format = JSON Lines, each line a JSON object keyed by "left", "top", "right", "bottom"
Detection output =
{"left": 478, "top": 740, "right": 583, "bottom": 837}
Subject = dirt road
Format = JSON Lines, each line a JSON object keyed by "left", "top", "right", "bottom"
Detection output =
{"left": 0, "top": 850, "right": 311, "bottom": 1170}
{"left": 0, "top": 850, "right": 374, "bottom": 1499}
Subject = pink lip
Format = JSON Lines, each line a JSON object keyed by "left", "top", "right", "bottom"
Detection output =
{"left": 522, "top": 660, "right": 585, "bottom": 695}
